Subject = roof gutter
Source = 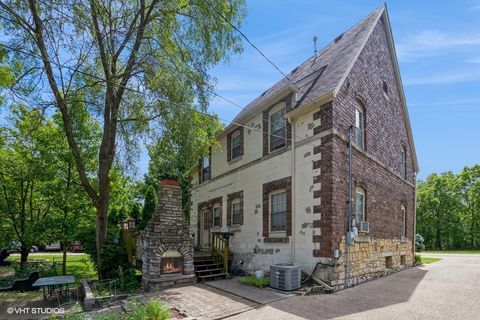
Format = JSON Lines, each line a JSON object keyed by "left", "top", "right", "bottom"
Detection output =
{"left": 285, "top": 92, "right": 334, "bottom": 120}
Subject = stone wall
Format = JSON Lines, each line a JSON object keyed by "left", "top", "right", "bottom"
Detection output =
{"left": 140, "top": 180, "right": 194, "bottom": 290}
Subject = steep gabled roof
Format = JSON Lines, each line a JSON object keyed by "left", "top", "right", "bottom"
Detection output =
{"left": 225, "top": 4, "right": 418, "bottom": 172}
{"left": 230, "top": 5, "right": 384, "bottom": 125}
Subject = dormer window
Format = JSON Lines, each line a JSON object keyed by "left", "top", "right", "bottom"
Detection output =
{"left": 269, "top": 105, "right": 286, "bottom": 152}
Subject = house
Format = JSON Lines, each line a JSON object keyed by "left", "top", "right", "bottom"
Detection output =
{"left": 189, "top": 4, "right": 418, "bottom": 288}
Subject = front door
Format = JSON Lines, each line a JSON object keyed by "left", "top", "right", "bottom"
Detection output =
{"left": 199, "top": 208, "right": 211, "bottom": 248}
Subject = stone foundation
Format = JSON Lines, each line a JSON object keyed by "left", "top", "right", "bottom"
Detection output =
{"left": 314, "top": 236, "right": 414, "bottom": 289}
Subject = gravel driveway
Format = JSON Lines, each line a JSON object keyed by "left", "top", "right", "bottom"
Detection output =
{"left": 228, "top": 254, "right": 480, "bottom": 320}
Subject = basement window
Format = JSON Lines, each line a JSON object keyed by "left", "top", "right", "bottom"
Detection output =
{"left": 385, "top": 256, "right": 393, "bottom": 269}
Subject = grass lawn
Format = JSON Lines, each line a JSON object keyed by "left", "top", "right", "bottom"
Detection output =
{"left": 7, "top": 252, "right": 97, "bottom": 283}
{"left": 415, "top": 255, "right": 441, "bottom": 264}
{"left": 420, "top": 250, "right": 480, "bottom": 254}
{"left": 239, "top": 275, "right": 270, "bottom": 288}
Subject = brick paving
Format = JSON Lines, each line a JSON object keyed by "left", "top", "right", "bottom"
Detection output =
{"left": 158, "top": 284, "right": 258, "bottom": 319}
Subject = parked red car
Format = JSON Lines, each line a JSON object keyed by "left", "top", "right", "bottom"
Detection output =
{"left": 70, "top": 242, "right": 84, "bottom": 253}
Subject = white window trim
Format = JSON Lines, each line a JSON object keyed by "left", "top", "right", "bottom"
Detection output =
{"left": 212, "top": 203, "right": 222, "bottom": 228}
{"left": 354, "top": 104, "right": 365, "bottom": 150}
{"left": 268, "top": 102, "right": 287, "bottom": 153}
{"left": 355, "top": 187, "right": 366, "bottom": 224}
{"left": 230, "top": 130, "right": 241, "bottom": 159}
{"left": 269, "top": 189, "right": 287, "bottom": 235}
{"left": 230, "top": 198, "right": 242, "bottom": 226}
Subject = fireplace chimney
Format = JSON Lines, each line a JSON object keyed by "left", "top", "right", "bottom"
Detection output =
{"left": 140, "top": 177, "right": 195, "bottom": 290}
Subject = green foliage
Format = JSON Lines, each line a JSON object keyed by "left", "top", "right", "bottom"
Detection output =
{"left": 139, "top": 186, "right": 158, "bottom": 230}
{"left": 416, "top": 165, "right": 480, "bottom": 250}
{"left": 124, "top": 299, "right": 171, "bottom": 320}
{"left": 98, "top": 242, "right": 133, "bottom": 279}
{"left": 415, "top": 234, "right": 426, "bottom": 251}
{"left": 239, "top": 275, "right": 270, "bottom": 288}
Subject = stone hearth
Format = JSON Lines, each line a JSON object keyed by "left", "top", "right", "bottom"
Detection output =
{"left": 140, "top": 179, "right": 195, "bottom": 290}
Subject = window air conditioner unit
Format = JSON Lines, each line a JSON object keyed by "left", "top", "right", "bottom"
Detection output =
{"left": 359, "top": 221, "right": 370, "bottom": 233}
{"left": 270, "top": 263, "right": 301, "bottom": 291}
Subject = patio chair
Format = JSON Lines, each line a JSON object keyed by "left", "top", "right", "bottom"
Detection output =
{"left": 55, "top": 283, "right": 79, "bottom": 307}
{"left": 12, "top": 271, "right": 40, "bottom": 292}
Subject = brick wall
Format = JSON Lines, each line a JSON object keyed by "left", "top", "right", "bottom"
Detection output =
{"left": 317, "top": 17, "right": 416, "bottom": 258}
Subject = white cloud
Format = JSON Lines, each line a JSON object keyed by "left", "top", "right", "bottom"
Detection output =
{"left": 396, "top": 30, "right": 480, "bottom": 61}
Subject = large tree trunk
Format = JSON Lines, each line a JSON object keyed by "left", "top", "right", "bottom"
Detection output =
{"left": 20, "top": 246, "right": 29, "bottom": 265}
{"left": 95, "top": 184, "right": 110, "bottom": 279}
{"left": 62, "top": 243, "right": 68, "bottom": 275}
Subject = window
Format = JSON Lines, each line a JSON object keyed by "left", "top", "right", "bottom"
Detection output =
{"left": 355, "top": 187, "right": 366, "bottom": 224}
{"left": 400, "top": 146, "right": 407, "bottom": 179}
{"left": 231, "top": 198, "right": 242, "bottom": 226}
{"left": 269, "top": 107, "right": 286, "bottom": 152}
{"left": 383, "top": 81, "right": 388, "bottom": 95}
{"left": 354, "top": 104, "right": 365, "bottom": 150}
{"left": 401, "top": 204, "right": 407, "bottom": 238}
{"left": 231, "top": 130, "right": 242, "bottom": 159}
{"left": 212, "top": 204, "right": 222, "bottom": 228}
{"left": 201, "top": 155, "right": 210, "bottom": 182}
{"left": 270, "top": 191, "right": 287, "bottom": 232}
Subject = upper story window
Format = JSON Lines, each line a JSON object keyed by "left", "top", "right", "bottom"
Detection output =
{"left": 270, "top": 190, "right": 287, "bottom": 232}
{"left": 212, "top": 203, "right": 222, "bottom": 228}
{"left": 231, "top": 198, "right": 242, "bottom": 226}
{"left": 355, "top": 187, "right": 366, "bottom": 224}
{"left": 228, "top": 128, "right": 243, "bottom": 161}
{"left": 401, "top": 204, "right": 407, "bottom": 238}
{"left": 269, "top": 106, "right": 286, "bottom": 152}
{"left": 400, "top": 145, "right": 407, "bottom": 179}
{"left": 354, "top": 103, "right": 365, "bottom": 150}
{"left": 200, "top": 155, "right": 210, "bottom": 183}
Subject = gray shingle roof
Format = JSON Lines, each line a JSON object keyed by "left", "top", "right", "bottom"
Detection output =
{"left": 230, "top": 5, "right": 385, "bottom": 125}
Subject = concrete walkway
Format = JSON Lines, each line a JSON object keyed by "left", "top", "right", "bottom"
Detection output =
{"left": 227, "top": 254, "right": 480, "bottom": 320}
{"left": 206, "top": 279, "right": 290, "bottom": 304}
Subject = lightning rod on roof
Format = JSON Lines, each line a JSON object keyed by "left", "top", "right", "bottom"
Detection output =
{"left": 313, "top": 36, "right": 318, "bottom": 58}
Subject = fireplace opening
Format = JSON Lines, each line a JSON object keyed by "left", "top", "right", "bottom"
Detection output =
{"left": 160, "top": 250, "right": 183, "bottom": 275}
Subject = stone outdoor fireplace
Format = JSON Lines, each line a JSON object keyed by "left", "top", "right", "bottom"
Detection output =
{"left": 160, "top": 250, "right": 183, "bottom": 275}
{"left": 139, "top": 179, "right": 195, "bottom": 290}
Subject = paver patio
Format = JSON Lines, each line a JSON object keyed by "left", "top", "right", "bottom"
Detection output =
{"left": 157, "top": 284, "right": 258, "bottom": 319}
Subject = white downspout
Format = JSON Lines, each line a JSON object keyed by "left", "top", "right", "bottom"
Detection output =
{"left": 288, "top": 116, "right": 296, "bottom": 263}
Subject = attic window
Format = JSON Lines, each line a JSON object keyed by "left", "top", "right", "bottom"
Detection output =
{"left": 334, "top": 33, "right": 343, "bottom": 43}
{"left": 382, "top": 81, "right": 388, "bottom": 95}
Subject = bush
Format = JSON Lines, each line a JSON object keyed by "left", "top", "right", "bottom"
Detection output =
{"left": 416, "top": 234, "right": 426, "bottom": 252}
{"left": 239, "top": 275, "right": 270, "bottom": 288}
{"left": 125, "top": 299, "right": 171, "bottom": 320}
{"left": 98, "top": 243, "right": 133, "bottom": 279}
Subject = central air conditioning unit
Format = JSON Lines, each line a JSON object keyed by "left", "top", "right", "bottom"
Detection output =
{"left": 270, "top": 263, "right": 301, "bottom": 291}
{"left": 359, "top": 221, "right": 370, "bottom": 233}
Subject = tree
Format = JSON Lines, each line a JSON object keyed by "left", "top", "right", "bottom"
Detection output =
{"left": 147, "top": 107, "right": 222, "bottom": 216}
{"left": 139, "top": 185, "right": 157, "bottom": 230}
{"left": 0, "top": 0, "right": 245, "bottom": 276}
{"left": 0, "top": 106, "right": 61, "bottom": 263}
{"left": 456, "top": 165, "right": 480, "bottom": 249}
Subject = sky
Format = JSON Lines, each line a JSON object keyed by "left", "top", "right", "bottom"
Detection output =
{"left": 153, "top": 0, "right": 479, "bottom": 181}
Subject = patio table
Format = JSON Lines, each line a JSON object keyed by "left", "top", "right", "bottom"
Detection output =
{"left": 32, "top": 275, "right": 76, "bottom": 300}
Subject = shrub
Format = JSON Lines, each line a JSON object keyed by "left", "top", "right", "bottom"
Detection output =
{"left": 239, "top": 275, "right": 270, "bottom": 288}
{"left": 416, "top": 234, "right": 426, "bottom": 252}
{"left": 98, "top": 243, "right": 134, "bottom": 279}
{"left": 124, "top": 299, "right": 171, "bottom": 320}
